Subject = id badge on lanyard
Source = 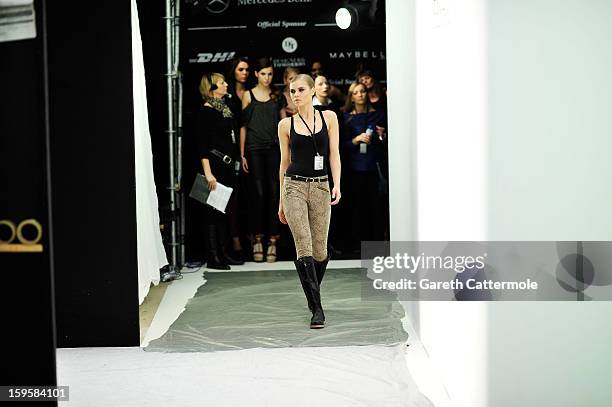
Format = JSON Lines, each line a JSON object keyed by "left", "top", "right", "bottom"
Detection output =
{"left": 298, "top": 110, "right": 324, "bottom": 171}
{"left": 314, "top": 154, "right": 324, "bottom": 170}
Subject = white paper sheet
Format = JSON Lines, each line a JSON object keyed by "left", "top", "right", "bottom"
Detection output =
{"left": 206, "top": 182, "right": 233, "bottom": 213}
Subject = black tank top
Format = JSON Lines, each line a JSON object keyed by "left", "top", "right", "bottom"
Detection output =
{"left": 244, "top": 89, "right": 281, "bottom": 151}
{"left": 286, "top": 110, "right": 329, "bottom": 177}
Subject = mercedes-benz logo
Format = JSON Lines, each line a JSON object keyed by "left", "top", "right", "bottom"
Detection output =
{"left": 206, "top": 0, "right": 230, "bottom": 14}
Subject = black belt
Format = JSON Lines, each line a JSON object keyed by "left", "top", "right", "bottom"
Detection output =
{"left": 210, "top": 149, "right": 234, "bottom": 165}
{"left": 286, "top": 174, "right": 328, "bottom": 183}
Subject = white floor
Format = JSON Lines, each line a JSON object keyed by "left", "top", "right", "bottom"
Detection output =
{"left": 56, "top": 260, "right": 452, "bottom": 407}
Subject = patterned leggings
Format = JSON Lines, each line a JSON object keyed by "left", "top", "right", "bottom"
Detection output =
{"left": 282, "top": 176, "right": 331, "bottom": 261}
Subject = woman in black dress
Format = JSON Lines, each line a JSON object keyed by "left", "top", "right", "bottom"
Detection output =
{"left": 196, "top": 72, "right": 243, "bottom": 269}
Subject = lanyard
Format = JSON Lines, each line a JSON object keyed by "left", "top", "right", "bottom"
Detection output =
{"left": 297, "top": 109, "right": 321, "bottom": 156}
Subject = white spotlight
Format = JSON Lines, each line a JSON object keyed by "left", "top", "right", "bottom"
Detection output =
{"left": 335, "top": 7, "right": 352, "bottom": 30}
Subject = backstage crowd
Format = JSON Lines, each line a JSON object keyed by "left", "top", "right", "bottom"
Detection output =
{"left": 183, "top": 57, "right": 389, "bottom": 270}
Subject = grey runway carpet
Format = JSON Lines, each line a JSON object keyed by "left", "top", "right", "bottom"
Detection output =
{"left": 145, "top": 268, "right": 409, "bottom": 353}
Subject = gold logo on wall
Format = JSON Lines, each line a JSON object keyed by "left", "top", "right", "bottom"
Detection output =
{"left": 0, "top": 219, "right": 43, "bottom": 253}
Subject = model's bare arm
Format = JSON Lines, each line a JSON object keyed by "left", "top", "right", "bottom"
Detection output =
{"left": 240, "top": 91, "right": 251, "bottom": 172}
{"left": 278, "top": 118, "right": 291, "bottom": 223}
{"left": 325, "top": 110, "right": 342, "bottom": 205}
{"left": 201, "top": 158, "right": 217, "bottom": 191}
{"left": 278, "top": 118, "right": 291, "bottom": 201}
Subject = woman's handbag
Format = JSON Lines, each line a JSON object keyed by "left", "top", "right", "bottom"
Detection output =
{"left": 189, "top": 173, "right": 233, "bottom": 213}
{"left": 189, "top": 173, "right": 211, "bottom": 204}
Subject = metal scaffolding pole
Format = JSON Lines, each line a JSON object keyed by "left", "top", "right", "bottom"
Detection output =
{"left": 161, "top": 0, "right": 181, "bottom": 281}
{"left": 177, "top": 71, "right": 185, "bottom": 266}
{"left": 173, "top": 0, "right": 180, "bottom": 75}
{"left": 173, "top": 0, "right": 185, "bottom": 266}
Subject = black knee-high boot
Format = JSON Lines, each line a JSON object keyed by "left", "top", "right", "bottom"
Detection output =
{"left": 207, "top": 224, "right": 230, "bottom": 270}
{"left": 295, "top": 256, "right": 325, "bottom": 329}
{"left": 295, "top": 259, "right": 314, "bottom": 312}
{"left": 314, "top": 256, "right": 330, "bottom": 288}
{"left": 300, "top": 256, "right": 329, "bottom": 311}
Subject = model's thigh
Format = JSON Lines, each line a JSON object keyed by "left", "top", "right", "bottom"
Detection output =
{"left": 309, "top": 182, "right": 331, "bottom": 261}
{"left": 282, "top": 178, "right": 312, "bottom": 258}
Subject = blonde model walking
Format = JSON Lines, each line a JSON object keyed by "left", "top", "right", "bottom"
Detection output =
{"left": 277, "top": 74, "right": 342, "bottom": 329}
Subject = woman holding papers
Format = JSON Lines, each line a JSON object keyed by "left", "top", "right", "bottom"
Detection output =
{"left": 277, "top": 74, "right": 342, "bottom": 329}
{"left": 196, "top": 72, "right": 243, "bottom": 270}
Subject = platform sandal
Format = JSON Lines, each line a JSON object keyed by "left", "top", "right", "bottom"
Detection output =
{"left": 252, "top": 234, "right": 264, "bottom": 262}
{"left": 266, "top": 237, "right": 277, "bottom": 263}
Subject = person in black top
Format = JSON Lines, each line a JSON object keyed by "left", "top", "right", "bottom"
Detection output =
{"left": 341, "top": 82, "right": 387, "bottom": 249}
{"left": 355, "top": 69, "right": 389, "bottom": 240}
{"left": 281, "top": 67, "right": 300, "bottom": 117}
{"left": 226, "top": 57, "right": 250, "bottom": 124}
{"left": 309, "top": 60, "right": 346, "bottom": 106}
{"left": 312, "top": 74, "right": 345, "bottom": 256}
{"left": 240, "top": 57, "right": 286, "bottom": 263}
{"left": 312, "top": 74, "right": 342, "bottom": 118}
{"left": 225, "top": 57, "right": 250, "bottom": 260}
{"left": 196, "top": 72, "right": 243, "bottom": 270}
{"left": 278, "top": 74, "right": 341, "bottom": 329}
{"left": 355, "top": 69, "right": 387, "bottom": 114}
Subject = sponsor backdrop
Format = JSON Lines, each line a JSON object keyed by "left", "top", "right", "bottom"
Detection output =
{"left": 182, "top": 0, "right": 387, "bottom": 109}
{"left": 172, "top": 0, "right": 388, "bottom": 261}
{"left": 136, "top": 1, "right": 387, "bottom": 262}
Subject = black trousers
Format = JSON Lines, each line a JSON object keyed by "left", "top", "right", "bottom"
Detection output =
{"left": 204, "top": 160, "right": 240, "bottom": 256}
{"left": 247, "top": 147, "right": 280, "bottom": 236}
